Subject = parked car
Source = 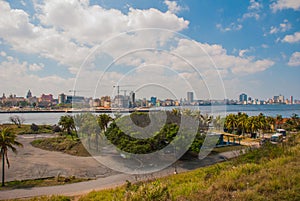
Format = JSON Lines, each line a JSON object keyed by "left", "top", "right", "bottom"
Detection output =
{"left": 270, "top": 133, "right": 283, "bottom": 144}
{"left": 276, "top": 129, "right": 286, "bottom": 137}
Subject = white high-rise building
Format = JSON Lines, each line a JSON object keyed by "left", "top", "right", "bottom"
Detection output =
{"left": 187, "top": 92, "right": 194, "bottom": 104}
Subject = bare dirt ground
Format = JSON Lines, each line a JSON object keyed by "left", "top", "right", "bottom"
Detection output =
{"left": 5, "top": 134, "right": 116, "bottom": 182}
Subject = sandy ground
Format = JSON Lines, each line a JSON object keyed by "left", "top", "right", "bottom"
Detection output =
{"left": 5, "top": 134, "right": 116, "bottom": 182}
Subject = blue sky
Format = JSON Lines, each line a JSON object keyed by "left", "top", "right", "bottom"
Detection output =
{"left": 0, "top": 0, "right": 299, "bottom": 101}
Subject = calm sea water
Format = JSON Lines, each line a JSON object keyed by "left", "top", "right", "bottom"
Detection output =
{"left": 0, "top": 104, "right": 299, "bottom": 125}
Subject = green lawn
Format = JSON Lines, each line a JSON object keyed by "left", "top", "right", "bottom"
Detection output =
{"left": 0, "top": 176, "right": 91, "bottom": 191}
{"left": 0, "top": 124, "right": 54, "bottom": 135}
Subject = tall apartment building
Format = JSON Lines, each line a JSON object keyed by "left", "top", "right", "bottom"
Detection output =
{"left": 239, "top": 93, "right": 247, "bottom": 104}
{"left": 187, "top": 92, "right": 194, "bottom": 104}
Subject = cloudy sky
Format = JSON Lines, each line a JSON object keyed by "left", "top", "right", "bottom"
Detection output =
{"left": 0, "top": 0, "right": 299, "bottom": 101}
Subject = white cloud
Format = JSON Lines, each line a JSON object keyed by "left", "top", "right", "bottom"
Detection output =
{"left": 242, "top": 12, "right": 260, "bottom": 20}
{"left": 216, "top": 23, "right": 242, "bottom": 32}
{"left": 271, "top": 0, "right": 300, "bottom": 12}
{"left": 0, "top": 57, "right": 73, "bottom": 96}
{"left": 0, "top": 0, "right": 189, "bottom": 76}
{"left": 241, "top": 0, "right": 262, "bottom": 20}
{"left": 0, "top": 1, "right": 91, "bottom": 69}
{"left": 261, "top": 44, "right": 269, "bottom": 48}
{"left": 164, "top": 0, "right": 184, "bottom": 14}
{"left": 248, "top": 0, "right": 262, "bottom": 10}
{"left": 0, "top": 51, "right": 6, "bottom": 57}
{"left": 239, "top": 49, "right": 249, "bottom": 57}
{"left": 29, "top": 63, "right": 44, "bottom": 71}
{"left": 282, "top": 31, "right": 300, "bottom": 43}
{"left": 288, "top": 52, "right": 300, "bottom": 66}
{"left": 20, "top": 0, "right": 26, "bottom": 6}
{"left": 171, "top": 39, "right": 274, "bottom": 76}
{"left": 36, "top": 0, "right": 189, "bottom": 45}
{"left": 269, "top": 19, "right": 292, "bottom": 34}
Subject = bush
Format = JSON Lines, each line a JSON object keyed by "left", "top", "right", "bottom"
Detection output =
{"left": 52, "top": 125, "right": 61, "bottom": 132}
{"left": 124, "top": 180, "right": 170, "bottom": 201}
{"left": 31, "top": 123, "right": 39, "bottom": 132}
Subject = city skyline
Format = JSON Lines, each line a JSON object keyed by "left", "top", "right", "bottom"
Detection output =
{"left": 0, "top": 1, "right": 299, "bottom": 100}
{"left": 0, "top": 89, "right": 298, "bottom": 104}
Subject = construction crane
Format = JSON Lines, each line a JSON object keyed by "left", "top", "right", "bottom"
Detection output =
{"left": 120, "top": 90, "right": 127, "bottom": 97}
{"left": 68, "top": 89, "right": 90, "bottom": 96}
{"left": 113, "top": 85, "right": 134, "bottom": 97}
{"left": 113, "top": 85, "right": 134, "bottom": 108}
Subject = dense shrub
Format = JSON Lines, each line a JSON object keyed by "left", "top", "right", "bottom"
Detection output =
{"left": 52, "top": 125, "right": 61, "bottom": 132}
{"left": 30, "top": 123, "right": 39, "bottom": 132}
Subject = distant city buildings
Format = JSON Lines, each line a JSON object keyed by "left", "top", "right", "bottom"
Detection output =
{"left": 26, "top": 90, "right": 32, "bottom": 99}
{"left": 58, "top": 93, "right": 66, "bottom": 104}
{"left": 273, "top": 95, "right": 284, "bottom": 104}
{"left": 239, "top": 93, "right": 247, "bottom": 104}
{"left": 150, "top": 97, "right": 157, "bottom": 106}
{"left": 187, "top": 92, "right": 194, "bottom": 104}
{"left": 0, "top": 89, "right": 299, "bottom": 110}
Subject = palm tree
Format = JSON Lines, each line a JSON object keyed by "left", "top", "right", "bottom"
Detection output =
{"left": 171, "top": 108, "right": 181, "bottom": 116}
{"left": 224, "top": 114, "right": 237, "bottom": 134}
{"left": 97, "top": 114, "right": 113, "bottom": 132}
{"left": 276, "top": 114, "right": 283, "bottom": 129}
{"left": 246, "top": 116, "right": 259, "bottom": 138}
{"left": 213, "top": 115, "right": 224, "bottom": 131}
{"left": 266, "top": 116, "right": 276, "bottom": 132}
{"left": 291, "top": 113, "right": 299, "bottom": 127}
{"left": 96, "top": 114, "right": 113, "bottom": 152}
{"left": 58, "top": 115, "right": 76, "bottom": 139}
{"left": 257, "top": 113, "right": 267, "bottom": 137}
{"left": 237, "top": 113, "right": 248, "bottom": 136}
{"left": 0, "top": 127, "right": 23, "bottom": 186}
{"left": 182, "top": 108, "right": 192, "bottom": 116}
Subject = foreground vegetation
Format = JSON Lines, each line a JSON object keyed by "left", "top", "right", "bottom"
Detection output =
{"left": 0, "top": 124, "right": 54, "bottom": 135}
{"left": 75, "top": 135, "right": 300, "bottom": 201}
{"left": 18, "top": 134, "right": 299, "bottom": 201}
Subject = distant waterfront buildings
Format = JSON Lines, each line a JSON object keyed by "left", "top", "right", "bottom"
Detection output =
{"left": 58, "top": 93, "right": 66, "bottom": 104}
{"left": 0, "top": 89, "right": 299, "bottom": 110}
{"left": 26, "top": 90, "right": 32, "bottom": 99}
{"left": 273, "top": 95, "right": 284, "bottom": 104}
{"left": 239, "top": 93, "right": 248, "bottom": 104}
{"left": 150, "top": 97, "right": 157, "bottom": 106}
{"left": 187, "top": 92, "right": 194, "bottom": 104}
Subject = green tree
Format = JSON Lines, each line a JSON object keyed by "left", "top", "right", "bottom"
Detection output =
{"left": 212, "top": 115, "right": 224, "bottom": 131}
{"left": 97, "top": 114, "right": 113, "bottom": 132}
{"left": 236, "top": 113, "right": 248, "bottom": 136}
{"left": 266, "top": 116, "right": 276, "bottom": 132}
{"left": 0, "top": 127, "right": 23, "bottom": 186}
{"left": 276, "top": 114, "right": 283, "bottom": 129}
{"left": 246, "top": 116, "right": 259, "bottom": 137}
{"left": 58, "top": 115, "right": 76, "bottom": 139}
{"left": 96, "top": 114, "right": 112, "bottom": 151}
{"left": 182, "top": 108, "right": 192, "bottom": 116}
{"left": 224, "top": 114, "right": 237, "bottom": 134}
